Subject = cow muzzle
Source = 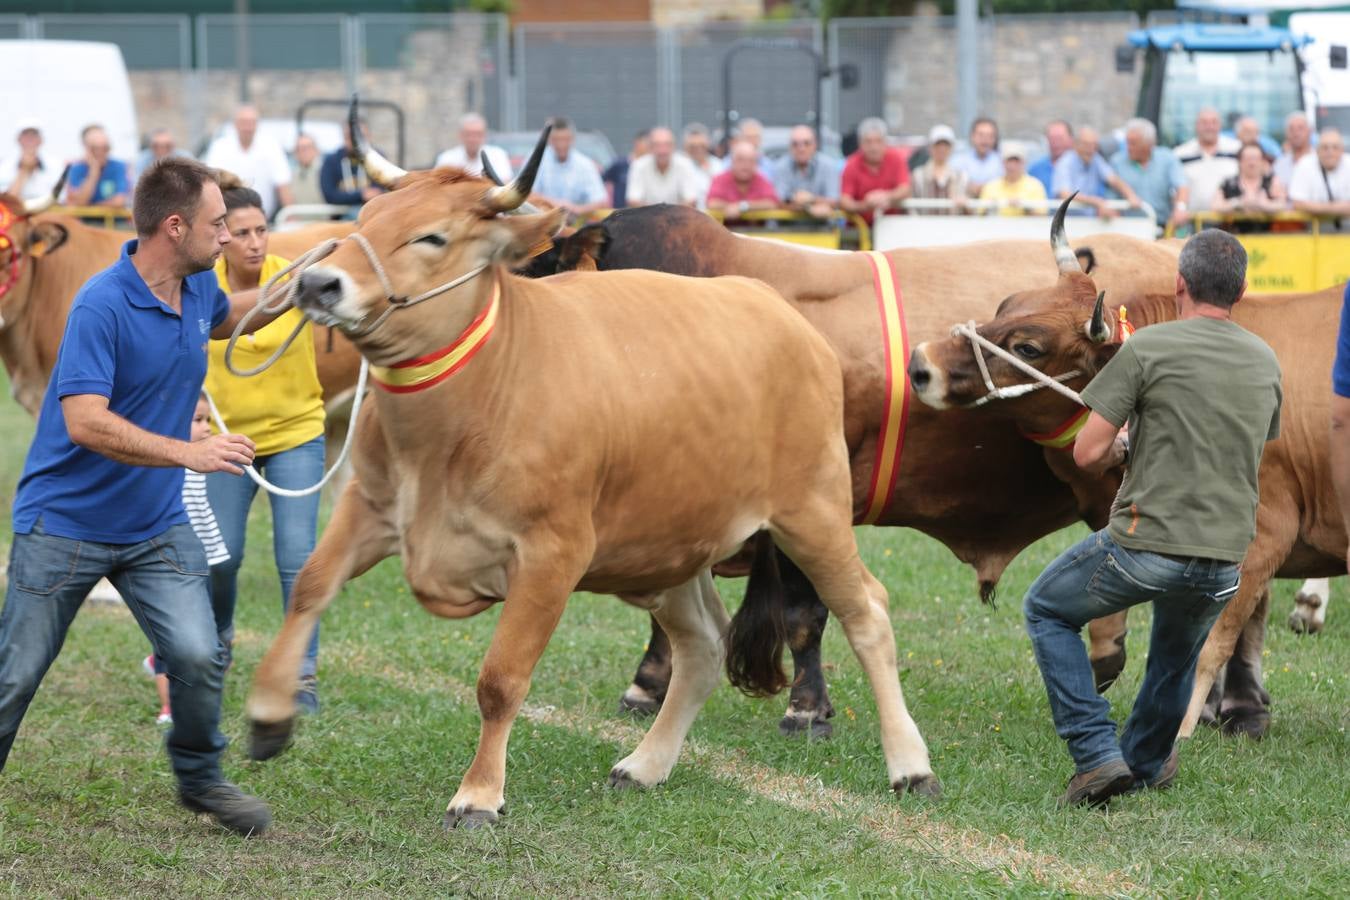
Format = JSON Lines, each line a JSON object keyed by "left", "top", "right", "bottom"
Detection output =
{"left": 907, "top": 344, "right": 953, "bottom": 409}
{"left": 296, "top": 266, "right": 362, "bottom": 327}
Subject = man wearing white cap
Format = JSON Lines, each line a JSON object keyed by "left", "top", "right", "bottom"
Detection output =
{"left": 0, "top": 119, "right": 60, "bottom": 201}
{"left": 978, "top": 141, "right": 1048, "bottom": 215}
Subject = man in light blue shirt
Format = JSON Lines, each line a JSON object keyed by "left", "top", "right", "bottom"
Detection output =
{"left": 1109, "top": 118, "right": 1188, "bottom": 229}
{"left": 952, "top": 117, "right": 1002, "bottom": 196}
{"left": 1028, "top": 120, "right": 1073, "bottom": 195}
{"left": 534, "top": 117, "right": 607, "bottom": 218}
{"left": 772, "top": 125, "right": 841, "bottom": 218}
{"left": 1052, "top": 125, "right": 1140, "bottom": 217}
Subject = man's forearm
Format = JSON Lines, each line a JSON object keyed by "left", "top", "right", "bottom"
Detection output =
{"left": 212, "top": 288, "right": 278, "bottom": 339}
{"left": 65, "top": 402, "right": 188, "bottom": 468}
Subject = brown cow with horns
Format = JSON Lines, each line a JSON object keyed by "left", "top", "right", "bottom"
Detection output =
{"left": 244, "top": 112, "right": 940, "bottom": 827}
{"left": 907, "top": 197, "right": 1346, "bottom": 739}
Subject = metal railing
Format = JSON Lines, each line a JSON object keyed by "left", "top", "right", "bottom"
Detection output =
{"left": 52, "top": 205, "right": 134, "bottom": 229}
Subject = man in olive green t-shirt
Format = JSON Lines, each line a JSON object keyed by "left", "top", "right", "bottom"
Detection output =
{"left": 1024, "top": 229, "right": 1282, "bottom": 808}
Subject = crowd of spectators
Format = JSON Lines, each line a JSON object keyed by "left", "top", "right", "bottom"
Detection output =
{"left": 5, "top": 104, "right": 1348, "bottom": 234}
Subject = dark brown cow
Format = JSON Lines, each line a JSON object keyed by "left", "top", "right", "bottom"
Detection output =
{"left": 535, "top": 204, "right": 1184, "bottom": 733}
{"left": 907, "top": 203, "right": 1345, "bottom": 738}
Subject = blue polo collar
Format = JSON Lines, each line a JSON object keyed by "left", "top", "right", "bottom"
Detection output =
{"left": 116, "top": 239, "right": 203, "bottom": 313}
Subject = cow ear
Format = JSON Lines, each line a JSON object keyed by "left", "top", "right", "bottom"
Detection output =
{"left": 557, "top": 223, "right": 607, "bottom": 272}
{"left": 486, "top": 209, "right": 566, "bottom": 265}
{"left": 27, "top": 221, "right": 69, "bottom": 258}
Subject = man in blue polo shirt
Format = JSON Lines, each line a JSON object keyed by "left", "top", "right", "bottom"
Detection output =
{"left": 0, "top": 157, "right": 279, "bottom": 836}
{"left": 1330, "top": 283, "right": 1350, "bottom": 603}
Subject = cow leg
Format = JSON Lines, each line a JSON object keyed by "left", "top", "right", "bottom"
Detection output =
{"left": 617, "top": 617, "right": 672, "bottom": 716}
{"left": 610, "top": 570, "right": 728, "bottom": 789}
{"left": 770, "top": 510, "right": 937, "bottom": 796}
{"left": 444, "top": 560, "right": 579, "bottom": 830}
{"left": 1087, "top": 610, "right": 1129, "bottom": 693}
{"left": 1219, "top": 588, "right": 1272, "bottom": 739}
{"left": 777, "top": 549, "right": 835, "bottom": 739}
{"left": 1288, "top": 577, "right": 1330, "bottom": 635}
{"left": 247, "top": 480, "right": 397, "bottom": 758}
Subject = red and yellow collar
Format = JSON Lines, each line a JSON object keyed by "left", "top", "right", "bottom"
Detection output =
{"left": 369, "top": 280, "right": 500, "bottom": 394}
{"left": 1021, "top": 407, "right": 1091, "bottom": 449}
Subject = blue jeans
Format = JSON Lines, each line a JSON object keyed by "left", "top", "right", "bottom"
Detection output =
{"left": 1024, "top": 530, "right": 1239, "bottom": 781}
{"left": 0, "top": 522, "right": 227, "bottom": 792}
{"left": 206, "top": 435, "right": 323, "bottom": 678}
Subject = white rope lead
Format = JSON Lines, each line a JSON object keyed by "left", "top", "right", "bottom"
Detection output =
{"left": 213, "top": 231, "right": 487, "bottom": 497}
{"left": 215, "top": 238, "right": 365, "bottom": 498}
{"left": 203, "top": 359, "right": 368, "bottom": 499}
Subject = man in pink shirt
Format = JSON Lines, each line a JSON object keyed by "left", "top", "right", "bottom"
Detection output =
{"left": 706, "top": 139, "right": 779, "bottom": 217}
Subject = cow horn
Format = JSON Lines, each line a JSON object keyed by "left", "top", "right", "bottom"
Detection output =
{"left": 348, "top": 95, "right": 406, "bottom": 189}
{"left": 22, "top": 165, "right": 69, "bottom": 216}
{"left": 1087, "top": 291, "right": 1111, "bottom": 343}
{"left": 480, "top": 150, "right": 506, "bottom": 186}
{"left": 1051, "top": 192, "right": 1081, "bottom": 274}
{"left": 482, "top": 122, "right": 552, "bottom": 214}
{"left": 479, "top": 149, "right": 544, "bottom": 216}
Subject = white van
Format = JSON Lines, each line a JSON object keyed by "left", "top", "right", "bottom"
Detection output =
{"left": 0, "top": 41, "right": 138, "bottom": 168}
{"left": 1292, "top": 13, "right": 1350, "bottom": 133}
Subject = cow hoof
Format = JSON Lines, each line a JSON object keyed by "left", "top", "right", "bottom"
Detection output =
{"left": 607, "top": 767, "right": 651, "bottom": 791}
{"left": 1287, "top": 608, "right": 1323, "bottom": 635}
{"left": 248, "top": 718, "right": 294, "bottom": 761}
{"left": 778, "top": 713, "right": 833, "bottom": 739}
{"left": 616, "top": 691, "right": 662, "bottom": 718}
{"left": 893, "top": 773, "right": 942, "bottom": 799}
{"left": 1221, "top": 707, "right": 1270, "bottom": 740}
{"left": 1092, "top": 649, "right": 1127, "bottom": 693}
{"left": 443, "top": 808, "right": 500, "bottom": 830}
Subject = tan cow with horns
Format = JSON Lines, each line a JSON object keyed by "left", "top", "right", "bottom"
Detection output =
{"left": 244, "top": 108, "right": 939, "bottom": 827}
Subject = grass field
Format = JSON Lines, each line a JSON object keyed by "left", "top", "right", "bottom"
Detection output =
{"left": 0, "top": 376, "right": 1346, "bottom": 898}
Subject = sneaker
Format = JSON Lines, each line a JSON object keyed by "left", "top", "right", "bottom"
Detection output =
{"left": 296, "top": 675, "right": 319, "bottom": 715}
{"left": 1058, "top": 758, "right": 1136, "bottom": 808}
{"left": 179, "top": 781, "right": 272, "bottom": 836}
{"left": 156, "top": 705, "right": 173, "bottom": 726}
{"left": 142, "top": 655, "right": 156, "bottom": 678}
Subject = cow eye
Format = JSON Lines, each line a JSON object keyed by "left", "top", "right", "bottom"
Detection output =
{"left": 1013, "top": 342, "right": 1043, "bottom": 360}
{"left": 413, "top": 233, "right": 448, "bottom": 248}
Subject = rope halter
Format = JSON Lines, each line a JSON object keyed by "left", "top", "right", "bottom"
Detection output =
{"left": 948, "top": 320, "right": 1086, "bottom": 408}
{"left": 224, "top": 233, "right": 488, "bottom": 377}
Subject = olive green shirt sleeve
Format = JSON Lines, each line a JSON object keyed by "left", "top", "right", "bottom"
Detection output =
{"left": 1266, "top": 381, "right": 1282, "bottom": 441}
{"left": 1079, "top": 342, "right": 1143, "bottom": 429}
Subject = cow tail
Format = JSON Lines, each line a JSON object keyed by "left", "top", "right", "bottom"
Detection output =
{"left": 725, "top": 531, "right": 790, "bottom": 697}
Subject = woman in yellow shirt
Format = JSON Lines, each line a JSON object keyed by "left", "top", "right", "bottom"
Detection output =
{"left": 206, "top": 179, "right": 326, "bottom": 713}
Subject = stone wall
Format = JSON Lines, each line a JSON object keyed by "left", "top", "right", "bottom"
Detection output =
{"left": 857, "top": 12, "right": 1141, "bottom": 142}
{"left": 130, "top": 20, "right": 497, "bottom": 167}
{"left": 127, "top": 12, "right": 1143, "bottom": 167}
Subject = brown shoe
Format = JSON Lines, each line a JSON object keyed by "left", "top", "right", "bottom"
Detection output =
{"left": 1058, "top": 759, "right": 1136, "bottom": 808}
{"left": 1130, "top": 746, "right": 1178, "bottom": 793}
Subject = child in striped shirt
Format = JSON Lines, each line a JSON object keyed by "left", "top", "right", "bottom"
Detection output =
{"left": 144, "top": 395, "right": 231, "bottom": 725}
